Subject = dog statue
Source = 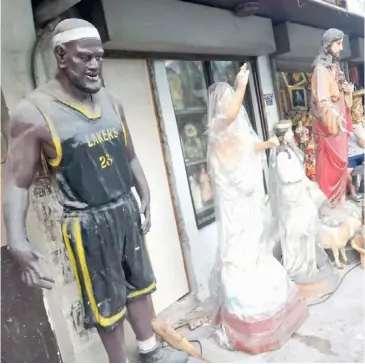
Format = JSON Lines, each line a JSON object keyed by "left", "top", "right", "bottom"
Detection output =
{"left": 350, "top": 203, "right": 365, "bottom": 267}
{"left": 318, "top": 216, "right": 362, "bottom": 269}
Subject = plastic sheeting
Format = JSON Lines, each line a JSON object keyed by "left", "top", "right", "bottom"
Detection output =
{"left": 206, "top": 82, "right": 308, "bottom": 353}
{"left": 267, "top": 130, "right": 333, "bottom": 284}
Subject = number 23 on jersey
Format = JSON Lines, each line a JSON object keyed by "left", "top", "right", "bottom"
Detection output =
{"left": 100, "top": 154, "right": 113, "bottom": 169}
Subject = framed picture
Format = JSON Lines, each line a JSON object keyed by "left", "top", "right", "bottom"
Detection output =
{"left": 282, "top": 72, "right": 307, "bottom": 89}
{"left": 186, "top": 161, "right": 215, "bottom": 229}
{"left": 290, "top": 87, "right": 308, "bottom": 110}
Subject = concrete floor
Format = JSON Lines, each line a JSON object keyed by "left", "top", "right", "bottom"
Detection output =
{"left": 135, "top": 264, "right": 363, "bottom": 363}
{"left": 84, "top": 264, "right": 364, "bottom": 363}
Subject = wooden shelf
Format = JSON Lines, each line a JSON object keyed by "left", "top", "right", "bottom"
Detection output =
{"left": 195, "top": 202, "right": 214, "bottom": 214}
{"left": 174, "top": 107, "right": 207, "bottom": 116}
{"left": 185, "top": 158, "right": 207, "bottom": 167}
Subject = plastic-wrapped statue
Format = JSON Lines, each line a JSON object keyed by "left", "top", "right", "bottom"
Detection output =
{"left": 268, "top": 120, "right": 337, "bottom": 287}
{"left": 206, "top": 66, "right": 308, "bottom": 354}
{"left": 311, "top": 28, "right": 354, "bottom": 207}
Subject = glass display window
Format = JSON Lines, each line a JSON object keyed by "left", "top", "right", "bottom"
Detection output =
{"left": 165, "top": 59, "right": 256, "bottom": 229}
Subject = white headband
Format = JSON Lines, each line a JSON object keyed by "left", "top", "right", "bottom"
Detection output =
{"left": 52, "top": 27, "right": 101, "bottom": 49}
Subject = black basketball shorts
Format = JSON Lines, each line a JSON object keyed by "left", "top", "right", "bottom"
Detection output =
{"left": 61, "top": 194, "right": 156, "bottom": 331}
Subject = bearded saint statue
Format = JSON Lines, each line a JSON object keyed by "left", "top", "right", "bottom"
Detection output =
{"left": 311, "top": 28, "right": 354, "bottom": 207}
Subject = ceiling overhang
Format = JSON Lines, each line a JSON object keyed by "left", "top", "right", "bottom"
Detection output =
{"left": 273, "top": 22, "right": 351, "bottom": 67}
{"left": 101, "top": 0, "right": 276, "bottom": 56}
{"left": 181, "top": 0, "right": 364, "bottom": 38}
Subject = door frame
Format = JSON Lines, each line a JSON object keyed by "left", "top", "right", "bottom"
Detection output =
{"left": 102, "top": 56, "right": 192, "bottom": 307}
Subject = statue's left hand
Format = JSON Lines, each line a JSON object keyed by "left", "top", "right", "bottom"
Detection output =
{"left": 140, "top": 199, "right": 151, "bottom": 235}
{"left": 267, "top": 136, "right": 280, "bottom": 148}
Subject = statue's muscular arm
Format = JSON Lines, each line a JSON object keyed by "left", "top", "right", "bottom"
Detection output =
{"left": 3, "top": 99, "right": 55, "bottom": 289}
{"left": 313, "top": 65, "right": 342, "bottom": 135}
{"left": 116, "top": 103, "right": 151, "bottom": 234}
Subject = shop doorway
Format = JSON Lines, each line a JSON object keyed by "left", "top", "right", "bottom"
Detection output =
{"left": 102, "top": 59, "right": 189, "bottom": 314}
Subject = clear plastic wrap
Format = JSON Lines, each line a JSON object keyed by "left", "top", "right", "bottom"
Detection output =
{"left": 268, "top": 132, "right": 331, "bottom": 284}
{"left": 267, "top": 121, "right": 362, "bottom": 279}
{"left": 206, "top": 83, "right": 308, "bottom": 354}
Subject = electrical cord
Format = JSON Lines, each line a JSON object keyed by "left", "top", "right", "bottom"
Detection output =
{"left": 307, "top": 262, "right": 361, "bottom": 307}
{"left": 188, "top": 339, "right": 203, "bottom": 357}
{"left": 161, "top": 338, "right": 204, "bottom": 357}
{"left": 159, "top": 321, "right": 204, "bottom": 359}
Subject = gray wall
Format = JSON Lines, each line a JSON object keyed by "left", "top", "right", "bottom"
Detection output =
{"left": 274, "top": 22, "right": 352, "bottom": 72}
{"left": 102, "top": 0, "right": 276, "bottom": 56}
{"left": 350, "top": 37, "right": 364, "bottom": 63}
{"left": 1, "top": 0, "right": 36, "bottom": 109}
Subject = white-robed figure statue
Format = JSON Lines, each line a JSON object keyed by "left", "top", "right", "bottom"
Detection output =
{"left": 268, "top": 120, "right": 338, "bottom": 288}
{"left": 268, "top": 120, "right": 361, "bottom": 283}
{"left": 207, "top": 67, "right": 308, "bottom": 355}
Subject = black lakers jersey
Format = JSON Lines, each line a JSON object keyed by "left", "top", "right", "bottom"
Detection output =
{"left": 27, "top": 84, "right": 133, "bottom": 210}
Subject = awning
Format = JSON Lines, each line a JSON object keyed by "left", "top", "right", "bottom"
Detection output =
{"left": 273, "top": 22, "right": 351, "bottom": 72}
{"left": 182, "top": 0, "right": 364, "bottom": 38}
{"left": 101, "top": 0, "right": 276, "bottom": 57}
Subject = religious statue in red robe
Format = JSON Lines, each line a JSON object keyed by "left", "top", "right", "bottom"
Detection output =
{"left": 311, "top": 28, "right": 353, "bottom": 207}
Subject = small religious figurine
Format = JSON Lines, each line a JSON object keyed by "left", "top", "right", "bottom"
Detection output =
{"left": 305, "top": 112, "right": 313, "bottom": 128}
{"left": 183, "top": 123, "right": 204, "bottom": 161}
{"left": 199, "top": 166, "right": 212, "bottom": 204}
{"left": 311, "top": 28, "right": 354, "bottom": 207}
{"left": 189, "top": 174, "right": 203, "bottom": 210}
{"left": 269, "top": 120, "right": 336, "bottom": 287}
{"left": 304, "top": 145, "right": 316, "bottom": 181}
{"left": 294, "top": 118, "right": 310, "bottom": 151}
{"left": 207, "top": 67, "right": 308, "bottom": 354}
{"left": 166, "top": 67, "right": 185, "bottom": 111}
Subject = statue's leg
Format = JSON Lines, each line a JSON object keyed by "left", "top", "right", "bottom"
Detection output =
{"left": 127, "top": 296, "right": 154, "bottom": 341}
{"left": 347, "top": 168, "right": 356, "bottom": 199}
{"left": 123, "top": 195, "right": 189, "bottom": 363}
{"left": 97, "top": 325, "right": 127, "bottom": 363}
{"left": 332, "top": 247, "right": 343, "bottom": 269}
{"left": 127, "top": 296, "right": 189, "bottom": 363}
{"left": 340, "top": 247, "right": 349, "bottom": 265}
